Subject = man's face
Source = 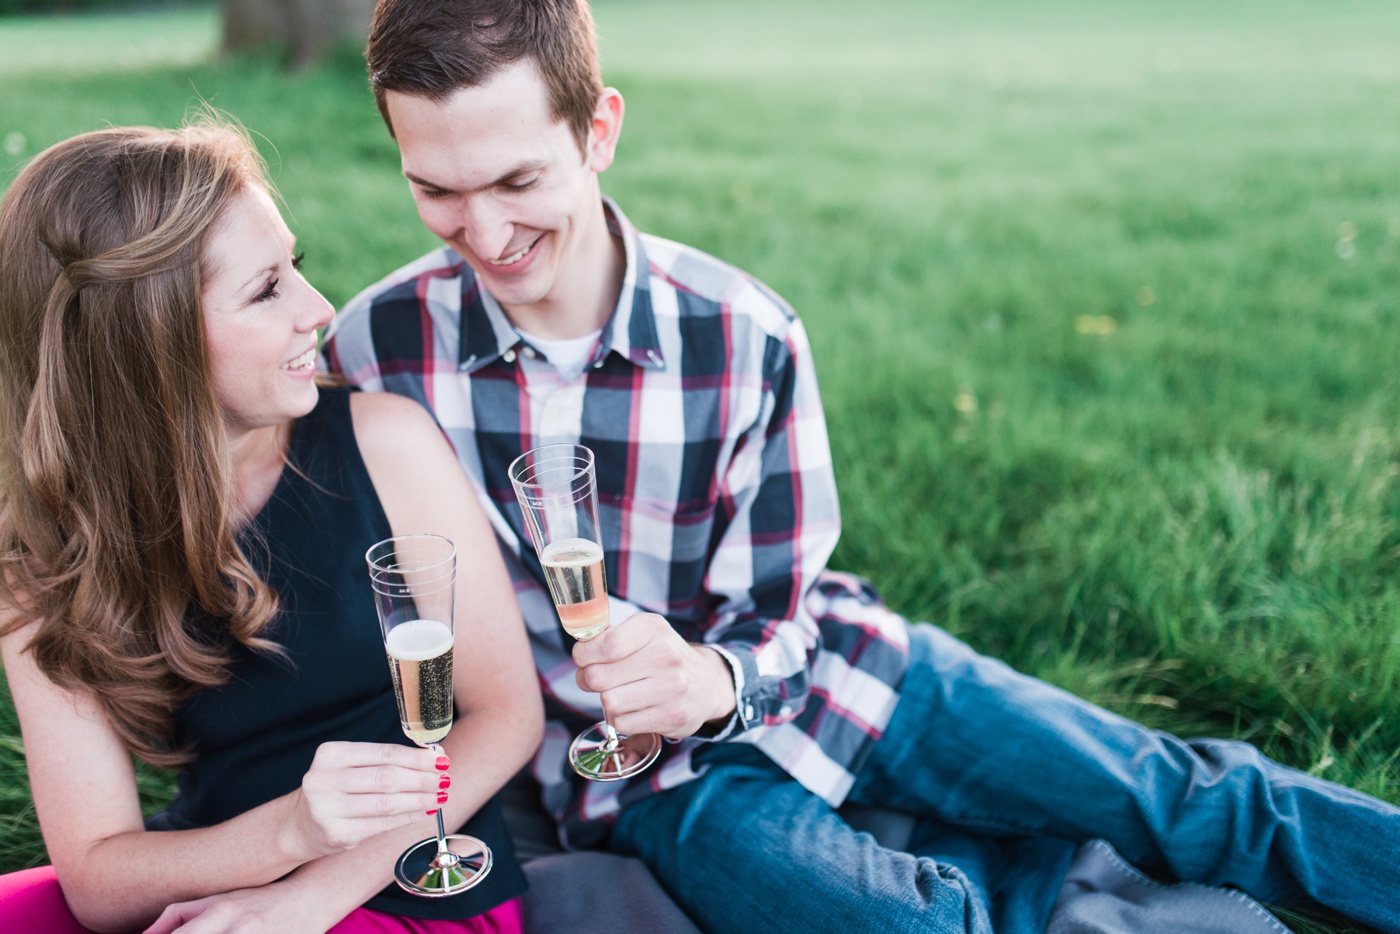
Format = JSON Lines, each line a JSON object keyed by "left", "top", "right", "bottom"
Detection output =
{"left": 386, "top": 60, "right": 619, "bottom": 329}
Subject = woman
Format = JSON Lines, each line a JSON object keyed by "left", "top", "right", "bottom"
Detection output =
{"left": 0, "top": 121, "right": 543, "bottom": 933}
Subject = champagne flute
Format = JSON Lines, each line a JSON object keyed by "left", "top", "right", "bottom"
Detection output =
{"left": 366, "top": 534, "right": 492, "bottom": 896}
{"left": 509, "top": 444, "right": 661, "bottom": 781}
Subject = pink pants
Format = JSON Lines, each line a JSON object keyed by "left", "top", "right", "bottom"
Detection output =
{"left": 0, "top": 866, "right": 523, "bottom": 933}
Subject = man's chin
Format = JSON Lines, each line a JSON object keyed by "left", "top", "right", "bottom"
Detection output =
{"left": 471, "top": 264, "right": 545, "bottom": 304}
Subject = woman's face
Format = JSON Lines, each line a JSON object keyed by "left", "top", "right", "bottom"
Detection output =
{"left": 200, "top": 186, "right": 334, "bottom": 439}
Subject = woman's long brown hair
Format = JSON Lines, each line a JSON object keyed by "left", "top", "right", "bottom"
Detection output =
{"left": 0, "top": 122, "right": 282, "bottom": 767}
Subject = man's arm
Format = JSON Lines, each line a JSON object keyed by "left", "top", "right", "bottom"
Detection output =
{"left": 575, "top": 313, "right": 839, "bottom": 739}
{"left": 327, "top": 268, "right": 840, "bottom": 742}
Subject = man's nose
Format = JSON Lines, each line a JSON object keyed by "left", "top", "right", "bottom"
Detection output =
{"left": 460, "top": 195, "right": 513, "bottom": 261}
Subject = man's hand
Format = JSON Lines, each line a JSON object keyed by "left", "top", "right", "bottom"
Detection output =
{"left": 574, "top": 613, "right": 737, "bottom": 738}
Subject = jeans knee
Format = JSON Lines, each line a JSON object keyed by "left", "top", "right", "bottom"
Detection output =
{"left": 910, "top": 858, "right": 992, "bottom": 933}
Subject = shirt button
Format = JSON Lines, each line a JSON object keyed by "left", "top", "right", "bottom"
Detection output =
{"left": 502, "top": 349, "right": 517, "bottom": 363}
{"left": 592, "top": 359, "right": 604, "bottom": 369}
{"left": 523, "top": 346, "right": 538, "bottom": 359}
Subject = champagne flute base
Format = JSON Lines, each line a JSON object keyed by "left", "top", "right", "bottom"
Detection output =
{"left": 569, "top": 723, "right": 661, "bottom": 781}
{"left": 394, "top": 833, "right": 493, "bottom": 897}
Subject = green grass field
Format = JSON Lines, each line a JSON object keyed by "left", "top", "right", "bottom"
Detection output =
{"left": 1, "top": 2, "right": 1397, "bottom": 930}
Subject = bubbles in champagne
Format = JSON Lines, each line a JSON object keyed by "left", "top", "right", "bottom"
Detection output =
{"left": 386, "top": 619, "right": 454, "bottom": 745}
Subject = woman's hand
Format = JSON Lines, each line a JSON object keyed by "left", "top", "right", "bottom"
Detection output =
{"left": 140, "top": 742, "right": 450, "bottom": 934}
{"left": 283, "top": 741, "right": 450, "bottom": 861}
{"left": 141, "top": 880, "right": 333, "bottom": 934}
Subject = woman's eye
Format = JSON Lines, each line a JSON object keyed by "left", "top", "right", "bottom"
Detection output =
{"left": 254, "top": 278, "right": 280, "bottom": 303}
{"left": 292, "top": 251, "right": 305, "bottom": 271}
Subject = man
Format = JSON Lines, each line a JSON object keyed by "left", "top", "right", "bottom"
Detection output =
{"left": 325, "top": 2, "right": 1400, "bottom": 931}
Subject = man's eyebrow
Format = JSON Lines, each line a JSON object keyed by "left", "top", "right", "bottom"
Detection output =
{"left": 404, "top": 161, "right": 548, "bottom": 192}
{"left": 403, "top": 170, "right": 443, "bottom": 189}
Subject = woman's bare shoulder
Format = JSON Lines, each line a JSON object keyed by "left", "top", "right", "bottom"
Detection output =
{"left": 346, "top": 391, "right": 474, "bottom": 534}
{"left": 347, "top": 390, "right": 441, "bottom": 442}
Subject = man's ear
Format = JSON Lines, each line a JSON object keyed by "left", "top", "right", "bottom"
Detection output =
{"left": 585, "top": 88, "right": 625, "bottom": 172}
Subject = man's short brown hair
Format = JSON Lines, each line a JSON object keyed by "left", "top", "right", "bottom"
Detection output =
{"left": 367, "top": 0, "right": 604, "bottom": 152}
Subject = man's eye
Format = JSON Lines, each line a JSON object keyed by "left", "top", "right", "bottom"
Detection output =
{"left": 419, "top": 186, "right": 452, "bottom": 200}
{"left": 503, "top": 178, "right": 538, "bottom": 192}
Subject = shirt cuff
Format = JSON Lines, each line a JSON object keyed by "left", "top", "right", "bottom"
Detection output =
{"left": 689, "top": 644, "right": 749, "bottom": 741}
{"left": 694, "top": 641, "right": 771, "bottom": 741}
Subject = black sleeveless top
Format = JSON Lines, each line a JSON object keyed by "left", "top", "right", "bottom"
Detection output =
{"left": 148, "top": 388, "right": 526, "bottom": 919}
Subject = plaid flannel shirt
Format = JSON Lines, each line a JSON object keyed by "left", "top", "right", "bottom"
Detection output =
{"left": 324, "top": 200, "right": 910, "bottom": 847}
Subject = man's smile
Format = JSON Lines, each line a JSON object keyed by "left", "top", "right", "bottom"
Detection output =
{"left": 484, "top": 235, "right": 543, "bottom": 268}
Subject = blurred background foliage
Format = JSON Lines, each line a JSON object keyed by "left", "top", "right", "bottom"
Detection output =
{"left": 2, "top": 0, "right": 369, "bottom": 68}
{"left": 0, "top": 2, "right": 1397, "bottom": 931}
{"left": 0, "top": 0, "right": 202, "bottom": 15}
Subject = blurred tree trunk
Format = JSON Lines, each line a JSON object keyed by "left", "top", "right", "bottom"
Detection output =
{"left": 222, "top": 0, "right": 376, "bottom": 69}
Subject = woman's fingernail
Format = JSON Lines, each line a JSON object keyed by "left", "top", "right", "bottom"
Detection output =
{"left": 439, "top": 775, "right": 451, "bottom": 790}
{"left": 426, "top": 809, "right": 438, "bottom": 817}
{"left": 437, "top": 790, "right": 449, "bottom": 804}
{"left": 435, "top": 756, "right": 450, "bottom": 771}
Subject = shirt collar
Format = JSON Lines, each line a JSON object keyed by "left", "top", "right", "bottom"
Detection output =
{"left": 456, "top": 197, "right": 665, "bottom": 375}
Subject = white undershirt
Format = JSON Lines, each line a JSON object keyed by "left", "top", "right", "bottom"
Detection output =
{"left": 514, "top": 327, "right": 602, "bottom": 381}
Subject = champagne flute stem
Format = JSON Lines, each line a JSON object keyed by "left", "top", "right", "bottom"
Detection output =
{"left": 435, "top": 810, "right": 449, "bottom": 855}
{"left": 599, "top": 721, "right": 623, "bottom": 777}
{"left": 430, "top": 743, "right": 449, "bottom": 855}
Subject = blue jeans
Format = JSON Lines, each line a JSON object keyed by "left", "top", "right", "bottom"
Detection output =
{"left": 611, "top": 624, "right": 1400, "bottom": 933}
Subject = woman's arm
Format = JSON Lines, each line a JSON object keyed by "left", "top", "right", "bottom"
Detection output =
{"left": 233, "top": 391, "right": 544, "bottom": 927}
{"left": 142, "top": 395, "right": 542, "bottom": 934}
{"left": 350, "top": 389, "right": 544, "bottom": 810}
{"left": 4, "top": 392, "right": 540, "bottom": 934}
{"left": 2, "top": 602, "right": 448, "bottom": 933}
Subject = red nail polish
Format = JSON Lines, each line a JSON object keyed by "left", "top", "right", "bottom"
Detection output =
{"left": 435, "top": 756, "right": 450, "bottom": 771}
{"left": 436, "top": 790, "right": 449, "bottom": 804}
{"left": 439, "top": 775, "right": 452, "bottom": 790}
{"left": 426, "top": 809, "right": 438, "bottom": 817}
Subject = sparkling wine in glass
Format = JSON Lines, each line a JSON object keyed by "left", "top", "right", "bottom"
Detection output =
{"left": 509, "top": 444, "right": 661, "bottom": 781}
{"left": 540, "top": 537, "right": 610, "bottom": 641}
{"left": 366, "top": 534, "right": 492, "bottom": 896}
